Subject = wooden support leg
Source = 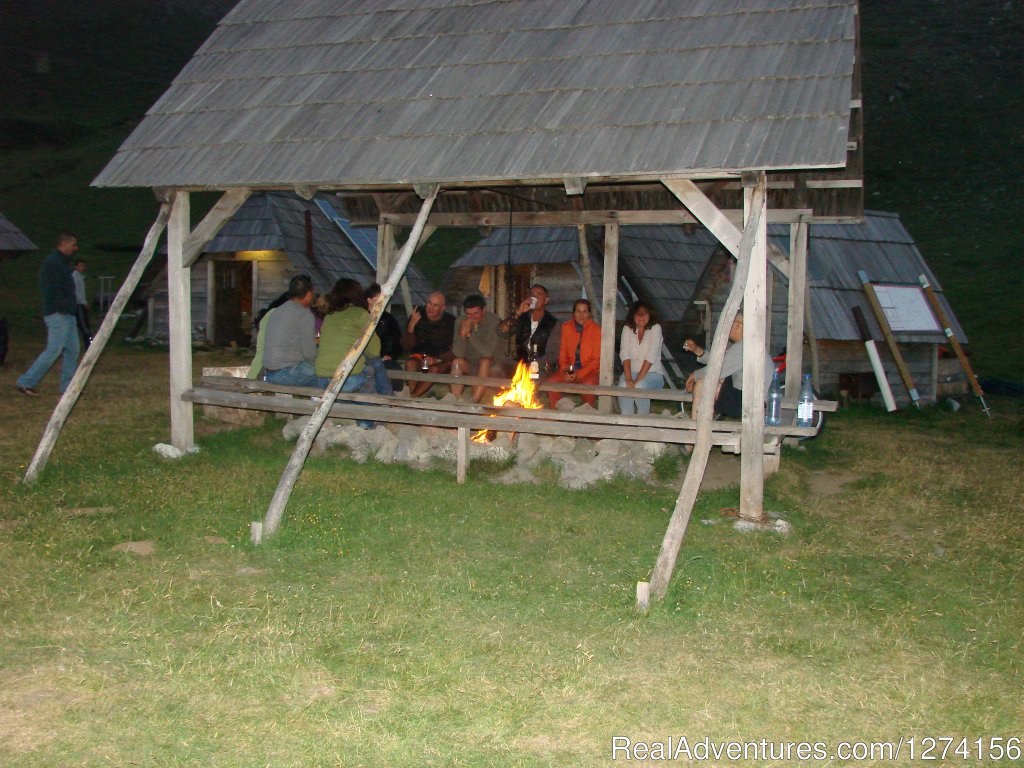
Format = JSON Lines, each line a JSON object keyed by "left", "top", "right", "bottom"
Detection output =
{"left": 261, "top": 186, "right": 440, "bottom": 541}
{"left": 456, "top": 427, "right": 468, "bottom": 484}
{"left": 641, "top": 175, "right": 766, "bottom": 608}
{"left": 23, "top": 199, "right": 172, "bottom": 483}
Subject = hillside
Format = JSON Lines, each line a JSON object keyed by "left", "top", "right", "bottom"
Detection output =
{"left": 0, "top": 0, "right": 1020, "bottom": 379}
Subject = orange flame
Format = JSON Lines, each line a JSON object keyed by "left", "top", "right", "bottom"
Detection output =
{"left": 472, "top": 361, "right": 542, "bottom": 442}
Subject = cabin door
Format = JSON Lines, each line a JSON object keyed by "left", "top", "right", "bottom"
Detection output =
{"left": 213, "top": 260, "right": 253, "bottom": 346}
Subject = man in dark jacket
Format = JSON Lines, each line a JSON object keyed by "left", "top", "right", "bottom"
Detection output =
{"left": 500, "top": 284, "right": 559, "bottom": 371}
{"left": 16, "top": 234, "right": 81, "bottom": 396}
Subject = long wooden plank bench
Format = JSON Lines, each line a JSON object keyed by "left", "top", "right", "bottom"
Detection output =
{"left": 186, "top": 375, "right": 830, "bottom": 482}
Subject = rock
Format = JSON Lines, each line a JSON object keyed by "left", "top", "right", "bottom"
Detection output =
{"left": 548, "top": 436, "right": 576, "bottom": 454}
{"left": 516, "top": 432, "right": 541, "bottom": 463}
{"left": 153, "top": 443, "right": 199, "bottom": 459}
{"left": 554, "top": 398, "right": 577, "bottom": 412}
{"left": 282, "top": 416, "right": 311, "bottom": 441}
{"left": 572, "top": 439, "right": 598, "bottom": 461}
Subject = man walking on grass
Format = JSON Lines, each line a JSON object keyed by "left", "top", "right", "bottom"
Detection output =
{"left": 16, "top": 233, "right": 80, "bottom": 396}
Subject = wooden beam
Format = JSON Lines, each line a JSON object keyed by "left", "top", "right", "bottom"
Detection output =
{"left": 23, "top": 200, "right": 173, "bottom": 483}
{"left": 740, "top": 174, "right": 768, "bottom": 523}
{"left": 168, "top": 191, "right": 194, "bottom": 451}
{"left": 378, "top": 208, "right": 812, "bottom": 228}
{"left": 577, "top": 225, "right": 598, "bottom": 316}
{"left": 642, "top": 174, "right": 766, "bottom": 607}
{"left": 599, "top": 222, "right": 618, "bottom": 413}
{"left": 182, "top": 188, "right": 251, "bottom": 268}
{"left": 260, "top": 185, "right": 440, "bottom": 541}
{"left": 784, "top": 220, "right": 809, "bottom": 396}
{"left": 662, "top": 179, "right": 742, "bottom": 256}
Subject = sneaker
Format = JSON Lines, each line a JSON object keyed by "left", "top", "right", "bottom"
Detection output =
{"left": 16, "top": 385, "right": 39, "bottom": 397}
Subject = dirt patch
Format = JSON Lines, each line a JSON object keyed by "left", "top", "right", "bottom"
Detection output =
{"left": 67, "top": 506, "right": 115, "bottom": 517}
{"left": 0, "top": 519, "right": 24, "bottom": 532}
{"left": 112, "top": 540, "right": 156, "bottom": 555}
{"left": 807, "top": 470, "right": 861, "bottom": 497}
{"left": 204, "top": 535, "right": 228, "bottom": 544}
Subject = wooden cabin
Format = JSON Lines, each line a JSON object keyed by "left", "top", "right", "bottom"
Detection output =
{"left": 143, "top": 191, "right": 434, "bottom": 344}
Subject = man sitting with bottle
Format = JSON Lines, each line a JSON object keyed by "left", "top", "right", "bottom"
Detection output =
{"left": 683, "top": 312, "right": 775, "bottom": 421}
{"left": 499, "top": 284, "right": 560, "bottom": 374}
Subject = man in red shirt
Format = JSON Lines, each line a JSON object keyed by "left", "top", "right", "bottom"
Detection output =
{"left": 547, "top": 299, "right": 601, "bottom": 408}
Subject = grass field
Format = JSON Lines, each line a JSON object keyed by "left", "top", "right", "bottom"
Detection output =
{"left": 0, "top": 339, "right": 1020, "bottom": 765}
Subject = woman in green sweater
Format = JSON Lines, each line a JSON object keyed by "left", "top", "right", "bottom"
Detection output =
{"left": 315, "top": 278, "right": 391, "bottom": 425}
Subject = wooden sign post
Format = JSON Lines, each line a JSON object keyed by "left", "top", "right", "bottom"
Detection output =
{"left": 859, "top": 271, "right": 921, "bottom": 408}
{"left": 919, "top": 275, "right": 990, "bottom": 416}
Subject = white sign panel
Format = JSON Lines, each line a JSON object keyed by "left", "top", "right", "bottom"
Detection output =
{"left": 872, "top": 284, "right": 941, "bottom": 333}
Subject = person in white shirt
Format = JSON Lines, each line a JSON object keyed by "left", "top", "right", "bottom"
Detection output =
{"left": 618, "top": 301, "right": 664, "bottom": 415}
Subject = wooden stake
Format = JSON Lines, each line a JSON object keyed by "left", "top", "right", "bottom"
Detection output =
{"left": 919, "top": 275, "right": 989, "bottom": 416}
{"left": 642, "top": 174, "right": 765, "bottom": 606}
{"left": 24, "top": 199, "right": 172, "bottom": 483}
{"left": 852, "top": 306, "right": 897, "bottom": 411}
{"left": 456, "top": 426, "right": 469, "bottom": 484}
{"left": 859, "top": 271, "right": 921, "bottom": 408}
{"left": 260, "top": 186, "right": 439, "bottom": 540}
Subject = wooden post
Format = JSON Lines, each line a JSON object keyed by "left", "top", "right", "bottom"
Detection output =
{"left": 641, "top": 175, "right": 765, "bottom": 606}
{"left": 261, "top": 186, "right": 439, "bottom": 540}
{"left": 205, "top": 259, "right": 216, "bottom": 344}
{"left": 805, "top": 288, "right": 821, "bottom": 390}
{"left": 598, "top": 221, "right": 618, "bottom": 413}
{"left": 740, "top": 174, "right": 768, "bottom": 522}
{"left": 784, "top": 220, "right": 809, "bottom": 396}
{"left": 919, "top": 274, "right": 989, "bottom": 415}
{"left": 456, "top": 427, "right": 469, "bottom": 484}
{"left": 577, "top": 225, "right": 598, "bottom": 314}
{"left": 23, "top": 200, "right": 172, "bottom": 483}
{"left": 860, "top": 271, "right": 921, "bottom": 408}
{"left": 168, "top": 191, "right": 194, "bottom": 451}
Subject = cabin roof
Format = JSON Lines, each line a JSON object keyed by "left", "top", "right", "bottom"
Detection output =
{"left": 94, "top": 0, "right": 859, "bottom": 192}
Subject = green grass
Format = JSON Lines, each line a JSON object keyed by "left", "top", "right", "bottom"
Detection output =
{"left": 0, "top": 347, "right": 1021, "bottom": 765}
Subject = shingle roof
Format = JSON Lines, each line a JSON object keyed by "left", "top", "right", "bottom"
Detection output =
{"left": 450, "top": 211, "right": 964, "bottom": 343}
{"left": 204, "top": 191, "right": 434, "bottom": 303}
{"left": 94, "top": 0, "right": 858, "bottom": 189}
{"left": 0, "top": 212, "right": 37, "bottom": 252}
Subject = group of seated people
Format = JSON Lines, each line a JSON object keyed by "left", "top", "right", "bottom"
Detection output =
{"left": 249, "top": 275, "right": 770, "bottom": 419}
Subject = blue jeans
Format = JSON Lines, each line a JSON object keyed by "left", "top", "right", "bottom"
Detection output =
{"left": 617, "top": 370, "right": 664, "bottom": 415}
{"left": 264, "top": 361, "right": 319, "bottom": 387}
{"left": 315, "top": 370, "right": 373, "bottom": 429}
{"left": 18, "top": 313, "right": 80, "bottom": 393}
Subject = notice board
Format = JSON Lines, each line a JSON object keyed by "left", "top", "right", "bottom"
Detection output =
{"left": 871, "top": 284, "right": 941, "bottom": 333}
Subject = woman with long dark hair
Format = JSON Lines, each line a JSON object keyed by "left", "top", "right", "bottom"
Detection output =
{"left": 314, "top": 278, "right": 391, "bottom": 425}
{"left": 618, "top": 300, "right": 664, "bottom": 415}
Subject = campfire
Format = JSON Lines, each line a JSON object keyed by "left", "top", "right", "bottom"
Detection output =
{"left": 472, "top": 361, "right": 543, "bottom": 443}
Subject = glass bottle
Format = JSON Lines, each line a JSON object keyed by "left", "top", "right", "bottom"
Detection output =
{"left": 528, "top": 343, "right": 540, "bottom": 379}
{"left": 765, "top": 371, "right": 782, "bottom": 426}
{"left": 796, "top": 373, "right": 815, "bottom": 427}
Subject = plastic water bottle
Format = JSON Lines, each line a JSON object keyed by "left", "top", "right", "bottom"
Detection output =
{"left": 765, "top": 371, "right": 782, "bottom": 426}
{"left": 796, "top": 373, "right": 815, "bottom": 427}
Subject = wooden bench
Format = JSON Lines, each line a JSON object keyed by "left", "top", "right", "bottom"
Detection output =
{"left": 186, "top": 375, "right": 831, "bottom": 482}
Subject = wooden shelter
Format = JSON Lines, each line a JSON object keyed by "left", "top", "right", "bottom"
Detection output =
{"left": 30, "top": 0, "right": 864, "bottom": 604}
{"left": 143, "top": 191, "right": 434, "bottom": 344}
{"left": 0, "top": 212, "right": 37, "bottom": 262}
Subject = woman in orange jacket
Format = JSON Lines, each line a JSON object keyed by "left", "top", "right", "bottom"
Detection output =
{"left": 547, "top": 299, "right": 601, "bottom": 408}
